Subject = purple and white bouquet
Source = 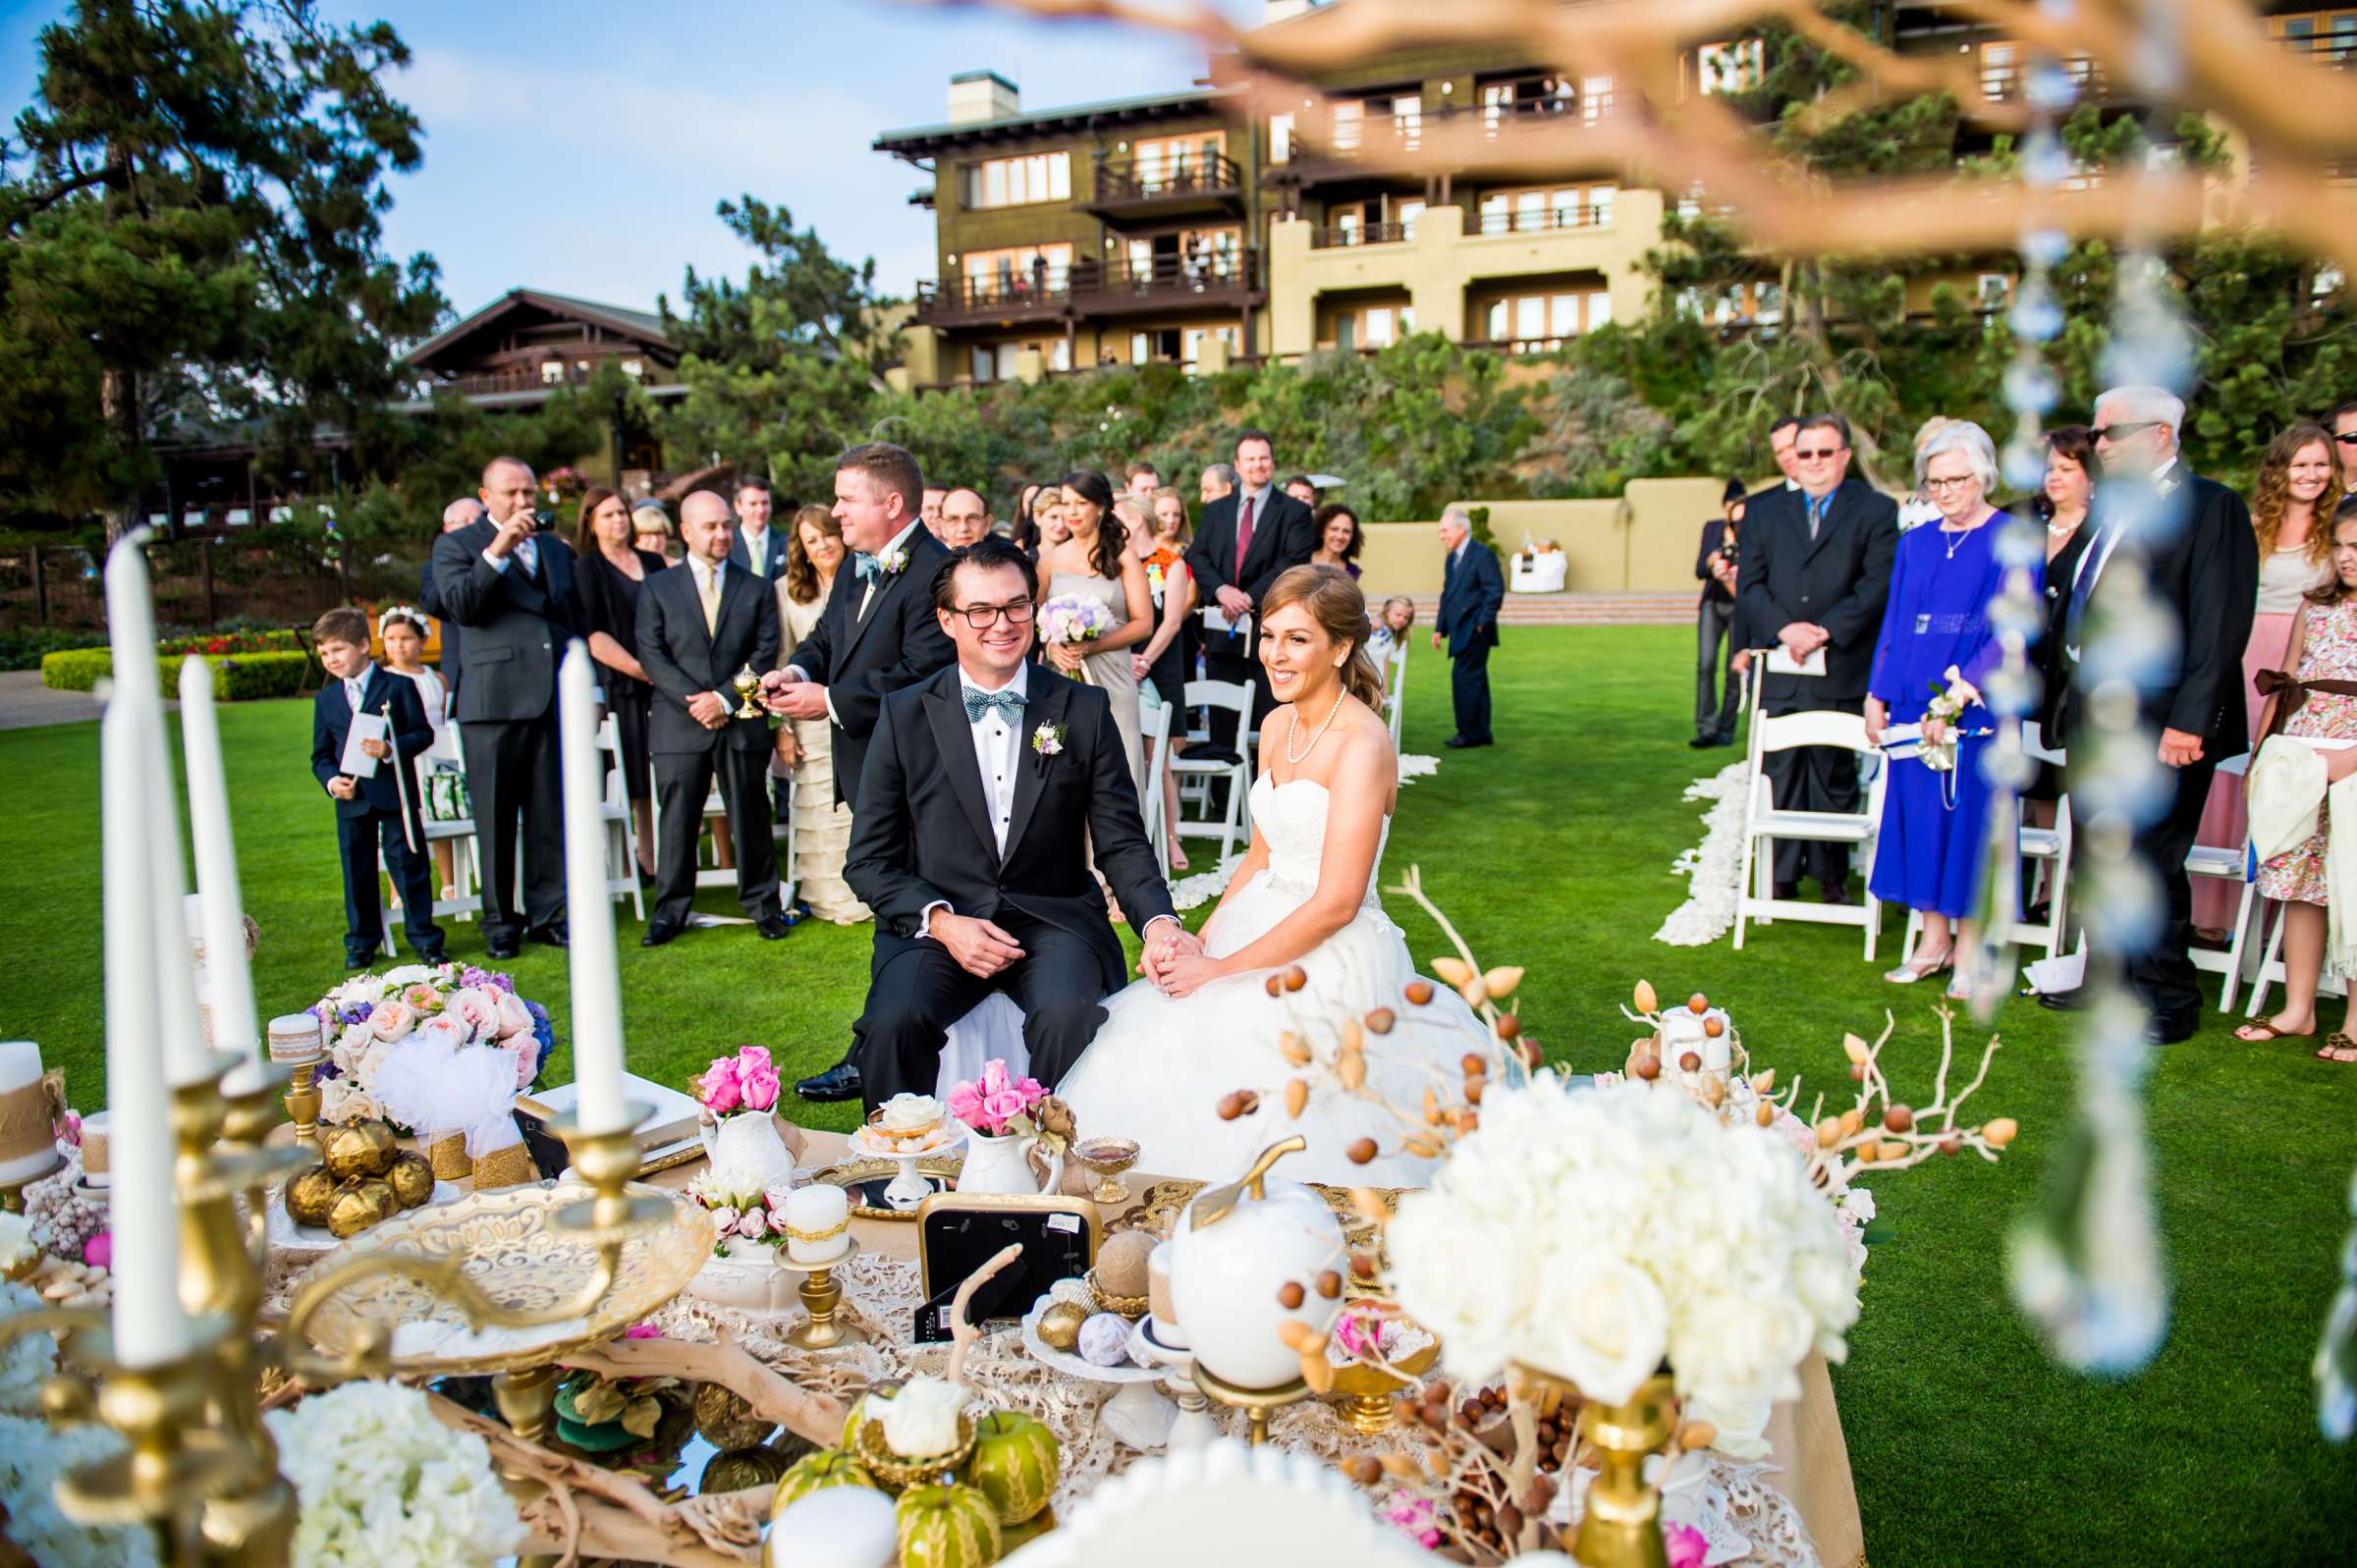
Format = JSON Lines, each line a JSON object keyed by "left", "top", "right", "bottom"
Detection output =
{"left": 309, "top": 962, "right": 554, "bottom": 1128}
{"left": 1037, "top": 593, "right": 1115, "bottom": 682}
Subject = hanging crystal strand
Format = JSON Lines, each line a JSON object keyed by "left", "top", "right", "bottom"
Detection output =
{"left": 2318, "top": 1164, "right": 2357, "bottom": 1440}
{"left": 2006, "top": 0, "right": 2180, "bottom": 1377}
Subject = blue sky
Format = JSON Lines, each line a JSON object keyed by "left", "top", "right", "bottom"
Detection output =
{"left": 2, "top": 0, "right": 1259, "bottom": 322}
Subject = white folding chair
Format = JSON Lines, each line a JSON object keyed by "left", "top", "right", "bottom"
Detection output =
{"left": 1384, "top": 639, "right": 1409, "bottom": 750}
{"left": 2185, "top": 751, "right": 2259, "bottom": 1012}
{"left": 593, "top": 715, "right": 646, "bottom": 921}
{"left": 1138, "top": 697, "right": 1175, "bottom": 880}
{"left": 1173, "top": 679, "right": 1254, "bottom": 864}
{"left": 1730, "top": 667, "right": 1889, "bottom": 959}
{"left": 381, "top": 722, "right": 485, "bottom": 953}
{"left": 2005, "top": 723, "right": 2075, "bottom": 961}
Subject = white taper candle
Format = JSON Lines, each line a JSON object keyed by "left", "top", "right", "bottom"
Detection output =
{"left": 557, "top": 640, "right": 628, "bottom": 1133}
{"left": 101, "top": 694, "right": 192, "bottom": 1366}
{"left": 178, "top": 656, "right": 260, "bottom": 1076}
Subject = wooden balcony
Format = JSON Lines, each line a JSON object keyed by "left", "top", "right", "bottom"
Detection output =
{"left": 1081, "top": 151, "right": 1247, "bottom": 224}
{"left": 1312, "top": 222, "right": 1408, "bottom": 249}
{"left": 911, "top": 248, "right": 1263, "bottom": 328}
{"left": 1270, "top": 95, "right": 1620, "bottom": 185}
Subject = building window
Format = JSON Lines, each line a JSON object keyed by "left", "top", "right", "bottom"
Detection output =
{"left": 1270, "top": 112, "right": 1294, "bottom": 164}
{"left": 1976, "top": 273, "right": 2012, "bottom": 309}
{"left": 619, "top": 358, "right": 644, "bottom": 379}
{"left": 1588, "top": 291, "right": 1613, "bottom": 328}
{"left": 1580, "top": 76, "right": 1615, "bottom": 122}
{"left": 539, "top": 359, "right": 566, "bottom": 385}
{"left": 971, "top": 346, "right": 996, "bottom": 384}
{"left": 1389, "top": 94, "right": 1422, "bottom": 150}
{"left": 1049, "top": 337, "right": 1071, "bottom": 371}
{"left": 1695, "top": 40, "right": 1764, "bottom": 95}
{"left": 960, "top": 243, "right": 1072, "bottom": 305}
{"left": 1981, "top": 42, "right": 2019, "bottom": 101}
{"left": 1479, "top": 186, "right": 1611, "bottom": 234}
{"left": 1399, "top": 199, "right": 1425, "bottom": 238}
{"left": 959, "top": 151, "right": 1070, "bottom": 210}
{"left": 1484, "top": 292, "right": 1600, "bottom": 350}
{"left": 1136, "top": 132, "right": 1225, "bottom": 188}
{"left": 1332, "top": 99, "right": 1363, "bottom": 151}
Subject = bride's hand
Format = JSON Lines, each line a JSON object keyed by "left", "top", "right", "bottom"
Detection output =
{"left": 1155, "top": 949, "right": 1224, "bottom": 999}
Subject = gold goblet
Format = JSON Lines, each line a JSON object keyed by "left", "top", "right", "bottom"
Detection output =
{"left": 1074, "top": 1136, "right": 1141, "bottom": 1208}
{"left": 731, "top": 664, "right": 764, "bottom": 720}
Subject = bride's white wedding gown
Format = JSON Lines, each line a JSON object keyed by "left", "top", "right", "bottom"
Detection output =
{"left": 1059, "top": 775, "right": 1491, "bottom": 1187}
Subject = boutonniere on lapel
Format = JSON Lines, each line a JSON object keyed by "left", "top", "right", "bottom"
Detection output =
{"left": 878, "top": 546, "right": 910, "bottom": 576}
{"left": 1030, "top": 722, "right": 1067, "bottom": 768}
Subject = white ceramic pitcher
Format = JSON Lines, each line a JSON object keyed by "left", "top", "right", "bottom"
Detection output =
{"left": 697, "top": 1109, "right": 799, "bottom": 1192}
{"left": 959, "top": 1125, "right": 1063, "bottom": 1197}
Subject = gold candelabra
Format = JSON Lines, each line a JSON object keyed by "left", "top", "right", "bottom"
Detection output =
{"left": 2, "top": 1064, "right": 679, "bottom": 1566}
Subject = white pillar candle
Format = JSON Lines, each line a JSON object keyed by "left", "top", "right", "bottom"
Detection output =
{"left": 178, "top": 658, "right": 260, "bottom": 1076}
{"left": 0, "top": 1041, "right": 39, "bottom": 1095}
{"left": 0, "top": 1042, "right": 53, "bottom": 1184}
{"left": 101, "top": 696, "right": 191, "bottom": 1367}
{"left": 557, "top": 642, "right": 627, "bottom": 1134}
{"left": 784, "top": 1183, "right": 850, "bottom": 1265}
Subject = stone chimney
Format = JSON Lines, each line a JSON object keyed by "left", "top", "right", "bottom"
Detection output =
{"left": 948, "top": 70, "right": 1019, "bottom": 125}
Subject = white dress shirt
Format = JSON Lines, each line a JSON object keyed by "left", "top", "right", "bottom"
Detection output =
{"left": 482, "top": 528, "right": 538, "bottom": 577}
{"left": 740, "top": 522, "right": 771, "bottom": 578}
{"left": 342, "top": 661, "right": 376, "bottom": 715}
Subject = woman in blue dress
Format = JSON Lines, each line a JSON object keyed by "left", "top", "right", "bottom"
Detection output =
{"left": 1865, "top": 420, "right": 2042, "bottom": 989}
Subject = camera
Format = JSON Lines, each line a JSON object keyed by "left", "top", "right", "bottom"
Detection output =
{"left": 531, "top": 510, "right": 556, "bottom": 532}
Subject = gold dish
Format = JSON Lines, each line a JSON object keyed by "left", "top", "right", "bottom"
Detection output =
{"left": 810, "top": 1155, "right": 964, "bottom": 1221}
{"left": 1327, "top": 1328, "right": 1443, "bottom": 1433}
{"left": 295, "top": 1180, "right": 712, "bottom": 1377}
{"left": 855, "top": 1409, "right": 977, "bottom": 1490}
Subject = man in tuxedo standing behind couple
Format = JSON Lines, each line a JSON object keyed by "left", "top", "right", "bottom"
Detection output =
{"left": 844, "top": 535, "right": 1191, "bottom": 1112}
{"left": 1187, "top": 429, "right": 1317, "bottom": 755}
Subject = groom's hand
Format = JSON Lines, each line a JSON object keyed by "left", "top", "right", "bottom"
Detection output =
{"left": 931, "top": 912, "right": 1025, "bottom": 978}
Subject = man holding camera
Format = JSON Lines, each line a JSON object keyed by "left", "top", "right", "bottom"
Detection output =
{"left": 429, "top": 455, "right": 587, "bottom": 959}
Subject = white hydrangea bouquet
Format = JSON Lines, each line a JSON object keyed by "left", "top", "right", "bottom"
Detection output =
{"left": 266, "top": 1380, "right": 523, "bottom": 1567}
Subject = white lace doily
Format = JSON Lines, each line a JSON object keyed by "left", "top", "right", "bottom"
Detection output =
{"left": 1656, "top": 761, "right": 1748, "bottom": 946}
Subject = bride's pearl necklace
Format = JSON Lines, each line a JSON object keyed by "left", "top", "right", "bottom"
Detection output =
{"left": 1287, "top": 685, "right": 1347, "bottom": 764}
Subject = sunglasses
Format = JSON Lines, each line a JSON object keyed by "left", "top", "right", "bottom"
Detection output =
{"left": 2092, "top": 420, "right": 2161, "bottom": 443}
{"left": 2335, "top": 431, "right": 2357, "bottom": 445}
{"left": 1793, "top": 447, "right": 1843, "bottom": 460}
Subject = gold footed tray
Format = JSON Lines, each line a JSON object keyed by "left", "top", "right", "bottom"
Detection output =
{"left": 1328, "top": 1330, "right": 1443, "bottom": 1433}
{"left": 809, "top": 1153, "right": 964, "bottom": 1220}
{"left": 295, "top": 1179, "right": 712, "bottom": 1377}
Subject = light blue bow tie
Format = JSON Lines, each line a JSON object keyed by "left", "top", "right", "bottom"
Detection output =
{"left": 962, "top": 685, "right": 1025, "bottom": 725}
{"left": 853, "top": 554, "right": 883, "bottom": 582}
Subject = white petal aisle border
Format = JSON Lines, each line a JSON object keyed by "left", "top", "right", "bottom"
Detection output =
{"left": 1654, "top": 760, "right": 1749, "bottom": 946}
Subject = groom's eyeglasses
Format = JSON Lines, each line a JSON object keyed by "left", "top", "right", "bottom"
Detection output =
{"left": 953, "top": 600, "right": 1037, "bottom": 629}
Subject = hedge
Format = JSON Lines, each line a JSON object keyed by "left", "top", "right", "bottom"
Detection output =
{"left": 40, "top": 648, "right": 312, "bottom": 702}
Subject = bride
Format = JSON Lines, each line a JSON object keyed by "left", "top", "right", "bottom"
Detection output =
{"left": 1060, "top": 566, "right": 1493, "bottom": 1186}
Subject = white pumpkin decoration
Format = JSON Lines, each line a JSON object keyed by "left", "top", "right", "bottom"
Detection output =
{"left": 1168, "top": 1161, "right": 1347, "bottom": 1390}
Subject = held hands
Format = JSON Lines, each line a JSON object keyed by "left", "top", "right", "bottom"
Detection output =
{"left": 772, "top": 681, "right": 829, "bottom": 721}
{"left": 2159, "top": 728, "right": 2205, "bottom": 769}
{"left": 326, "top": 776, "right": 357, "bottom": 800}
{"left": 773, "top": 728, "right": 800, "bottom": 768}
{"left": 1138, "top": 923, "right": 1204, "bottom": 989}
{"left": 931, "top": 912, "right": 1025, "bottom": 979}
{"left": 358, "top": 736, "right": 390, "bottom": 760}
{"left": 1151, "top": 946, "right": 1224, "bottom": 999}
{"left": 687, "top": 692, "right": 730, "bottom": 730}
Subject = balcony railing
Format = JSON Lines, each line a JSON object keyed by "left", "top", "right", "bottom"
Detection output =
{"left": 1311, "top": 223, "right": 1407, "bottom": 249}
{"left": 1287, "top": 94, "right": 1618, "bottom": 169}
{"left": 2279, "top": 28, "right": 2357, "bottom": 66}
{"left": 1475, "top": 204, "right": 1609, "bottom": 236}
{"left": 911, "top": 248, "right": 1261, "bottom": 324}
{"left": 1980, "top": 53, "right": 2109, "bottom": 102}
{"left": 1093, "top": 152, "right": 1243, "bottom": 204}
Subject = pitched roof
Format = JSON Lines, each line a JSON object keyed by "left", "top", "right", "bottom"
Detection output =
{"left": 403, "top": 288, "right": 672, "bottom": 369}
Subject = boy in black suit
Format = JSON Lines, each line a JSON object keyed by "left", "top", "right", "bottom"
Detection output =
{"left": 310, "top": 608, "right": 444, "bottom": 969}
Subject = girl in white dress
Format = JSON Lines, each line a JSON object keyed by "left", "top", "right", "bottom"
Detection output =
{"left": 1060, "top": 567, "right": 1493, "bottom": 1186}
{"left": 377, "top": 606, "right": 455, "bottom": 898}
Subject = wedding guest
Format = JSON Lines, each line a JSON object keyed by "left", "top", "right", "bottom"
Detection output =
{"left": 2025, "top": 426, "right": 2096, "bottom": 834}
{"left": 937, "top": 487, "right": 991, "bottom": 550}
{"left": 1129, "top": 494, "right": 1195, "bottom": 871}
{"left": 2190, "top": 422, "right": 2342, "bottom": 938}
{"left": 1041, "top": 469, "right": 1153, "bottom": 799}
{"left": 1036, "top": 486, "right": 1071, "bottom": 551}
{"left": 636, "top": 490, "right": 789, "bottom": 946}
{"left": 2044, "top": 384, "right": 2259, "bottom": 1043}
{"left": 774, "top": 505, "right": 870, "bottom": 924}
{"left": 429, "top": 456, "right": 586, "bottom": 959}
{"left": 1367, "top": 594, "right": 1416, "bottom": 668}
{"left": 375, "top": 604, "right": 458, "bottom": 901}
{"left": 574, "top": 485, "right": 667, "bottom": 878}
{"left": 1012, "top": 481, "right": 1045, "bottom": 556}
{"left": 1734, "top": 412, "right": 1899, "bottom": 903}
{"left": 1434, "top": 504, "right": 1505, "bottom": 748}
{"left": 1150, "top": 484, "right": 1202, "bottom": 735}
{"left": 1896, "top": 416, "right": 1955, "bottom": 532}
{"left": 1286, "top": 475, "right": 1322, "bottom": 510}
{"left": 311, "top": 607, "right": 443, "bottom": 968}
{"left": 921, "top": 485, "right": 949, "bottom": 536}
{"left": 2331, "top": 399, "right": 2357, "bottom": 459}
{"left": 2238, "top": 504, "right": 2357, "bottom": 1052}
{"left": 1864, "top": 422, "right": 2034, "bottom": 991}
{"left": 1310, "top": 503, "right": 1364, "bottom": 579}
{"left": 1199, "top": 462, "right": 1236, "bottom": 509}
{"left": 631, "top": 497, "right": 678, "bottom": 563}
{"left": 1125, "top": 460, "right": 1163, "bottom": 498}
{"left": 1188, "top": 429, "right": 1316, "bottom": 741}
{"left": 728, "top": 476, "right": 788, "bottom": 584}
{"left": 1691, "top": 478, "right": 1747, "bottom": 749}
{"left": 416, "top": 496, "right": 484, "bottom": 697}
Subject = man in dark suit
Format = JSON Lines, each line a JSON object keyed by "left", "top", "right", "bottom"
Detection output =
{"left": 1691, "top": 479, "right": 1748, "bottom": 748}
{"left": 416, "top": 497, "right": 484, "bottom": 698}
{"left": 725, "top": 476, "right": 788, "bottom": 586}
{"left": 636, "top": 489, "right": 791, "bottom": 946}
{"left": 1184, "top": 428, "right": 1317, "bottom": 739}
{"left": 2044, "top": 384, "right": 2259, "bottom": 1044}
{"left": 310, "top": 607, "right": 444, "bottom": 968}
{"left": 1434, "top": 505, "right": 1507, "bottom": 747}
{"left": 845, "top": 536, "right": 1185, "bottom": 1111}
{"left": 429, "top": 456, "right": 587, "bottom": 960}
{"left": 759, "top": 441, "right": 959, "bottom": 1102}
{"left": 1733, "top": 412, "right": 1899, "bottom": 903}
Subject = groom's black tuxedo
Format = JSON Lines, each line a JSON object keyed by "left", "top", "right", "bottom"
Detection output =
{"left": 845, "top": 664, "right": 1178, "bottom": 1110}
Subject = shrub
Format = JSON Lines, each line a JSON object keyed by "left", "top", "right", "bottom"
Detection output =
{"left": 0, "top": 627, "right": 108, "bottom": 673}
{"left": 40, "top": 648, "right": 311, "bottom": 701}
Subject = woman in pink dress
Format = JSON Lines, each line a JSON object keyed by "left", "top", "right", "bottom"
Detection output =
{"left": 2191, "top": 424, "right": 2341, "bottom": 937}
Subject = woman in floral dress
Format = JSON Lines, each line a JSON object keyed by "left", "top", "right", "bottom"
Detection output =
{"left": 2240, "top": 506, "right": 2357, "bottom": 1055}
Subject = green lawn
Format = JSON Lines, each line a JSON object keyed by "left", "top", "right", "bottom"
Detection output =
{"left": 5, "top": 627, "right": 2354, "bottom": 1564}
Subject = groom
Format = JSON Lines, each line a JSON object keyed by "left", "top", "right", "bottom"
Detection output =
{"left": 845, "top": 535, "right": 1193, "bottom": 1111}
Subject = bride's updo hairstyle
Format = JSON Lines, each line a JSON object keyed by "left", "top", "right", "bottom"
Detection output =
{"left": 1262, "top": 565, "right": 1386, "bottom": 709}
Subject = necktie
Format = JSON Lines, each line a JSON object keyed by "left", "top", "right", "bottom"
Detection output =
{"left": 2064, "top": 518, "right": 2116, "bottom": 652}
{"left": 516, "top": 537, "right": 538, "bottom": 577}
{"left": 698, "top": 566, "right": 722, "bottom": 634}
{"left": 745, "top": 531, "right": 765, "bottom": 575}
{"left": 1233, "top": 493, "right": 1256, "bottom": 573}
{"left": 1806, "top": 494, "right": 1829, "bottom": 540}
{"left": 962, "top": 685, "right": 1026, "bottom": 725}
{"left": 345, "top": 679, "right": 363, "bottom": 712}
{"left": 853, "top": 554, "right": 883, "bottom": 582}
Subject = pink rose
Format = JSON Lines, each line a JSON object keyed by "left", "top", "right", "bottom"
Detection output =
{"left": 740, "top": 1069, "right": 782, "bottom": 1112}
{"left": 763, "top": 1187, "right": 794, "bottom": 1214}
{"left": 441, "top": 988, "right": 501, "bottom": 1041}
{"left": 509, "top": 1042, "right": 537, "bottom": 1090}
{"left": 413, "top": 1015, "right": 469, "bottom": 1053}
{"left": 494, "top": 991, "right": 534, "bottom": 1041}
{"left": 737, "top": 1209, "right": 769, "bottom": 1239}
{"left": 980, "top": 1058, "right": 1013, "bottom": 1097}
{"left": 708, "top": 1204, "right": 740, "bottom": 1234}
{"left": 698, "top": 1056, "right": 743, "bottom": 1113}
{"left": 403, "top": 984, "right": 440, "bottom": 1012}
{"left": 982, "top": 1089, "right": 1028, "bottom": 1130}
{"left": 1666, "top": 1524, "right": 1707, "bottom": 1568}
{"left": 738, "top": 1046, "right": 772, "bottom": 1073}
{"left": 366, "top": 1000, "right": 415, "bottom": 1042}
{"left": 946, "top": 1082, "right": 985, "bottom": 1126}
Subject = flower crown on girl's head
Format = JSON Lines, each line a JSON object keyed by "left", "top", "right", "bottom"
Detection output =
{"left": 377, "top": 604, "right": 429, "bottom": 637}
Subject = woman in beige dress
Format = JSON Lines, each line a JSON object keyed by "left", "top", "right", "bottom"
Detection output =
{"left": 1038, "top": 469, "right": 1154, "bottom": 799}
{"left": 773, "top": 504, "right": 870, "bottom": 924}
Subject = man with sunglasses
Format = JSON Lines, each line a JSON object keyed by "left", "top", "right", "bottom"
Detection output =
{"left": 2330, "top": 400, "right": 2357, "bottom": 456}
{"left": 2042, "top": 385, "right": 2257, "bottom": 1044}
{"left": 1734, "top": 412, "right": 1899, "bottom": 904}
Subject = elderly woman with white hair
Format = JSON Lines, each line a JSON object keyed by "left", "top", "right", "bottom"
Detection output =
{"left": 1863, "top": 418, "right": 2043, "bottom": 990}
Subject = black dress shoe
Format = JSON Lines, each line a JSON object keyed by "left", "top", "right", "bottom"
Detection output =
{"left": 796, "top": 1059, "right": 863, "bottom": 1103}
{"left": 640, "top": 922, "right": 682, "bottom": 948}
{"left": 486, "top": 936, "right": 521, "bottom": 961}
{"left": 345, "top": 951, "right": 372, "bottom": 971}
{"left": 412, "top": 946, "right": 448, "bottom": 967}
{"left": 2037, "top": 987, "right": 2090, "bottom": 1012}
{"left": 2147, "top": 1013, "right": 2198, "bottom": 1046}
{"left": 755, "top": 913, "right": 795, "bottom": 940}
{"left": 1773, "top": 881, "right": 1800, "bottom": 901}
{"left": 1821, "top": 880, "right": 1853, "bottom": 906}
{"left": 1687, "top": 734, "right": 1715, "bottom": 749}
{"left": 1446, "top": 734, "right": 1474, "bottom": 748}
{"left": 1713, "top": 732, "right": 1736, "bottom": 747}
{"left": 527, "top": 923, "right": 570, "bottom": 949}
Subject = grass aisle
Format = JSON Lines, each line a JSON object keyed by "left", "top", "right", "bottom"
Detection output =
{"left": 3, "top": 626, "right": 2353, "bottom": 1563}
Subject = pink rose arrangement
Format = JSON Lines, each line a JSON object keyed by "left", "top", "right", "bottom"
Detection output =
{"left": 1665, "top": 1522, "right": 1708, "bottom": 1568}
{"left": 695, "top": 1046, "right": 783, "bottom": 1118}
{"left": 685, "top": 1166, "right": 794, "bottom": 1258}
{"left": 945, "top": 1057, "right": 1049, "bottom": 1138}
{"left": 1379, "top": 1491, "right": 1441, "bottom": 1550}
{"left": 310, "top": 963, "right": 555, "bottom": 1128}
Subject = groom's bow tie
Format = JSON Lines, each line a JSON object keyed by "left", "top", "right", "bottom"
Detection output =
{"left": 961, "top": 684, "right": 1025, "bottom": 725}
{"left": 853, "top": 553, "right": 884, "bottom": 582}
